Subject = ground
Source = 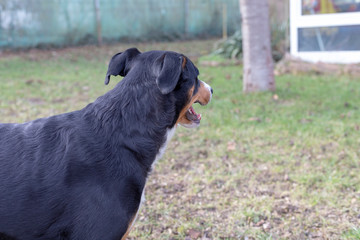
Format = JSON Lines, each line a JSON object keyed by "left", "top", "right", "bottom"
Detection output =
{"left": 0, "top": 39, "right": 359, "bottom": 240}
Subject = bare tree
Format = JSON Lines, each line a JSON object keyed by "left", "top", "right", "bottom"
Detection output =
{"left": 239, "top": 0, "right": 275, "bottom": 92}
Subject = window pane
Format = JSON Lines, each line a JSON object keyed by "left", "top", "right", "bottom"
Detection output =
{"left": 302, "top": 0, "right": 360, "bottom": 15}
{"left": 298, "top": 25, "right": 360, "bottom": 51}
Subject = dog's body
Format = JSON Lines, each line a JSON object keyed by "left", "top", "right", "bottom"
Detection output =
{"left": 0, "top": 48, "right": 212, "bottom": 240}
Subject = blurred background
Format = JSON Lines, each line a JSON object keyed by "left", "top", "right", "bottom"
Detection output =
{"left": 0, "top": 0, "right": 242, "bottom": 48}
{"left": 0, "top": 1, "right": 360, "bottom": 239}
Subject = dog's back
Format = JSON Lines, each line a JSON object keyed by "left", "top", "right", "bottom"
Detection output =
{"left": 0, "top": 109, "right": 147, "bottom": 239}
{"left": 0, "top": 113, "right": 86, "bottom": 238}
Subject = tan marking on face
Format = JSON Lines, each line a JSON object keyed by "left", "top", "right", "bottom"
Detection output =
{"left": 181, "top": 56, "right": 187, "bottom": 69}
{"left": 176, "top": 86, "right": 195, "bottom": 126}
{"left": 196, "top": 81, "right": 212, "bottom": 105}
{"left": 176, "top": 81, "right": 212, "bottom": 125}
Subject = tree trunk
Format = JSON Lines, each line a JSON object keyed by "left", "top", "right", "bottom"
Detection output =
{"left": 239, "top": 0, "right": 275, "bottom": 92}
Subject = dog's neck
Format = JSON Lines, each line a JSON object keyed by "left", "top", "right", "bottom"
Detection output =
{"left": 82, "top": 83, "right": 178, "bottom": 172}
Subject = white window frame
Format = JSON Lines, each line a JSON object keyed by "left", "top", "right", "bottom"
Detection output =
{"left": 290, "top": 0, "right": 360, "bottom": 63}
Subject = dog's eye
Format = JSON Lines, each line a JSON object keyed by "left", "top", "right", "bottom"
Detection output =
{"left": 181, "top": 76, "right": 191, "bottom": 83}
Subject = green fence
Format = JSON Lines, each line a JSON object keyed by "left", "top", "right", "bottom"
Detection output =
{"left": 0, "top": 0, "right": 240, "bottom": 49}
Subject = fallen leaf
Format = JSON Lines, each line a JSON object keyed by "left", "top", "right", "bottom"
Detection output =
{"left": 188, "top": 229, "right": 201, "bottom": 239}
{"left": 227, "top": 141, "right": 236, "bottom": 151}
{"left": 263, "top": 222, "right": 271, "bottom": 231}
{"left": 255, "top": 219, "right": 265, "bottom": 227}
{"left": 299, "top": 118, "right": 312, "bottom": 124}
{"left": 247, "top": 117, "right": 261, "bottom": 122}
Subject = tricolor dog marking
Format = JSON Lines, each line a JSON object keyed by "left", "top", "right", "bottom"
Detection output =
{"left": 0, "top": 48, "right": 212, "bottom": 240}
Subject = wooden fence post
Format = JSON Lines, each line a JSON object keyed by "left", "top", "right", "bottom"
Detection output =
{"left": 94, "top": 0, "right": 102, "bottom": 46}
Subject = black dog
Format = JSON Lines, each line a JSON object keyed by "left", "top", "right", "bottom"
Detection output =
{"left": 0, "top": 48, "right": 212, "bottom": 240}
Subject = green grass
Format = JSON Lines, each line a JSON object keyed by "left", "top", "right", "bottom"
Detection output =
{"left": 343, "top": 227, "right": 360, "bottom": 240}
{"left": 1, "top": 40, "right": 359, "bottom": 239}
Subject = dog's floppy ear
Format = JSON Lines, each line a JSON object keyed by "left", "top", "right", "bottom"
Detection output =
{"left": 154, "top": 53, "right": 183, "bottom": 95}
{"left": 105, "top": 48, "right": 141, "bottom": 85}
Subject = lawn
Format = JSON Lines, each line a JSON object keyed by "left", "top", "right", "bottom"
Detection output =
{"left": 0, "top": 40, "right": 359, "bottom": 240}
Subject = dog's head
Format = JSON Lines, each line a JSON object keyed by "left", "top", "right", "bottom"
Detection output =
{"left": 105, "top": 48, "right": 212, "bottom": 128}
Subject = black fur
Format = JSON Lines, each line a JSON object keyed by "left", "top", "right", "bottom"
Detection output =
{"left": 0, "top": 49, "right": 200, "bottom": 240}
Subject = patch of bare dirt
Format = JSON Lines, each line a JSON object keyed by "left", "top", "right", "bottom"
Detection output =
{"left": 0, "top": 39, "right": 218, "bottom": 62}
{"left": 275, "top": 53, "right": 360, "bottom": 77}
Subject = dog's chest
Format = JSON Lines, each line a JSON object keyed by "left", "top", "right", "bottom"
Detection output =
{"left": 129, "top": 127, "right": 176, "bottom": 232}
{"left": 151, "top": 127, "right": 176, "bottom": 170}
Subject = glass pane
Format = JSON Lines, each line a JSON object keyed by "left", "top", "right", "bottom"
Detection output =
{"left": 298, "top": 25, "right": 360, "bottom": 51}
{"left": 302, "top": 0, "right": 360, "bottom": 15}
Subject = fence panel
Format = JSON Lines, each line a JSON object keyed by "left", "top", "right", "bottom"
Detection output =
{"left": 0, "top": 0, "right": 240, "bottom": 49}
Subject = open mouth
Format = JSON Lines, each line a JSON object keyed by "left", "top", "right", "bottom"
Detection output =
{"left": 179, "top": 81, "right": 212, "bottom": 128}
{"left": 184, "top": 105, "right": 202, "bottom": 128}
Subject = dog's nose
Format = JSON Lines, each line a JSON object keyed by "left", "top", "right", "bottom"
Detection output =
{"left": 210, "top": 88, "right": 213, "bottom": 94}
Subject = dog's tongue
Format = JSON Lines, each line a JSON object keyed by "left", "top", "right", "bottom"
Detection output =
{"left": 186, "top": 106, "right": 201, "bottom": 122}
